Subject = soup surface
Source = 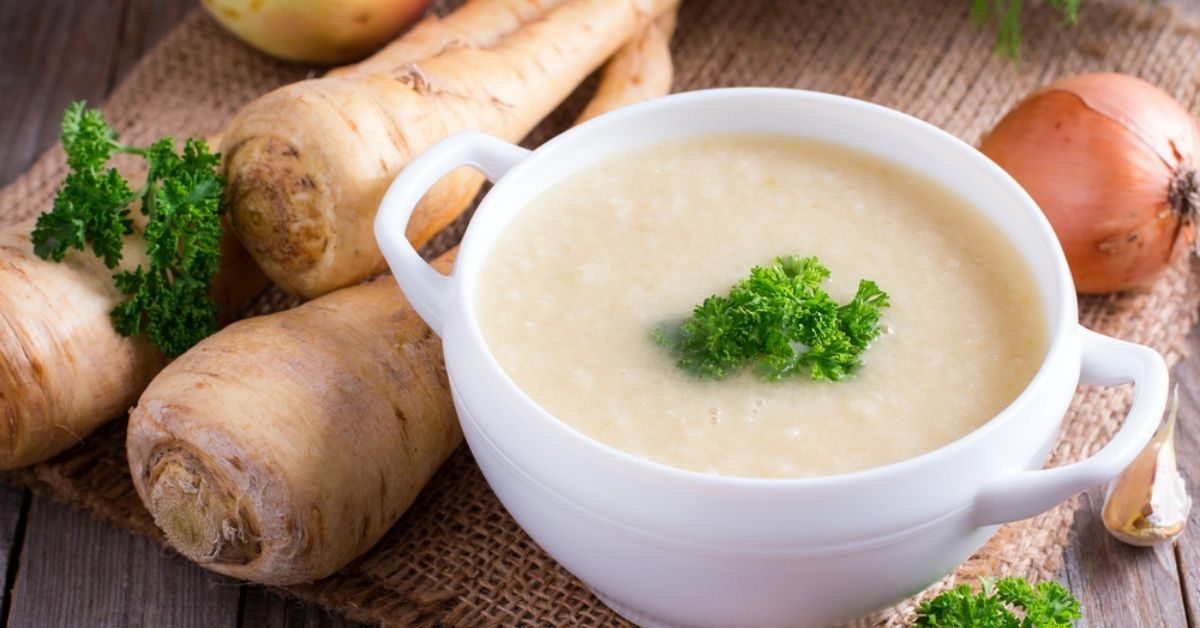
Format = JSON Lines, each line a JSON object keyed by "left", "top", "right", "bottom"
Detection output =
{"left": 477, "top": 134, "right": 1047, "bottom": 478}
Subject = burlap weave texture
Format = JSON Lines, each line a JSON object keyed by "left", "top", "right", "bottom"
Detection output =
{"left": 3, "top": 1, "right": 1200, "bottom": 625}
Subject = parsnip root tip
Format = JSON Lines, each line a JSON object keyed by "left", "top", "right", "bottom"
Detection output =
{"left": 146, "top": 447, "right": 262, "bottom": 566}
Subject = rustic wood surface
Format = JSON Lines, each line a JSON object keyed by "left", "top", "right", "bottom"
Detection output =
{"left": 0, "top": 1, "right": 365, "bottom": 626}
{"left": 0, "top": 486, "right": 25, "bottom": 625}
{"left": 6, "top": 499, "right": 240, "bottom": 627}
{"left": 0, "top": 2, "right": 1197, "bottom": 627}
{"left": 1166, "top": 328, "right": 1200, "bottom": 626}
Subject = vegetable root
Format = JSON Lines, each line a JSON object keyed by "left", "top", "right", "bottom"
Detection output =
{"left": 222, "top": 0, "right": 678, "bottom": 298}
{"left": 328, "top": 0, "right": 569, "bottom": 78}
{"left": 0, "top": 0, "right": 675, "bottom": 472}
{"left": 576, "top": 7, "right": 677, "bottom": 124}
{"left": 126, "top": 18, "right": 677, "bottom": 584}
{"left": 128, "top": 255, "right": 459, "bottom": 584}
{"left": 0, "top": 219, "right": 263, "bottom": 470}
{"left": 3, "top": 0, "right": 523, "bottom": 466}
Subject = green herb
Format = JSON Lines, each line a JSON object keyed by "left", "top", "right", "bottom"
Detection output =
{"left": 972, "top": 0, "right": 1081, "bottom": 59}
{"left": 915, "top": 576, "right": 1082, "bottom": 627}
{"left": 32, "top": 102, "right": 225, "bottom": 357}
{"left": 654, "top": 256, "right": 889, "bottom": 382}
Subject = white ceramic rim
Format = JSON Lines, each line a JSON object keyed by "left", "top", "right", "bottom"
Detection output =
{"left": 449, "top": 87, "right": 1079, "bottom": 489}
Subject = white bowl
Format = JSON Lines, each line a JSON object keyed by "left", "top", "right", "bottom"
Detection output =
{"left": 375, "top": 88, "right": 1167, "bottom": 627}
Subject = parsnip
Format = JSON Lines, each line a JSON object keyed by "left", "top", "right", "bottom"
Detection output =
{"left": 328, "top": 0, "right": 569, "bottom": 77}
{"left": 576, "top": 8, "right": 678, "bottom": 124}
{"left": 126, "top": 20, "right": 676, "bottom": 584}
{"left": 0, "top": 220, "right": 264, "bottom": 470}
{"left": 0, "top": 0, "right": 579, "bottom": 470}
{"left": 128, "top": 256, "right": 458, "bottom": 584}
{"left": 222, "top": 0, "right": 677, "bottom": 298}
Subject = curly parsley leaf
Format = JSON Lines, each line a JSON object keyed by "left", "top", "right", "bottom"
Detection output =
{"left": 33, "top": 103, "right": 135, "bottom": 267}
{"left": 32, "top": 167, "right": 133, "bottom": 267}
{"left": 916, "top": 576, "right": 1082, "bottom": 627}
{"left": 31, "top": 102, "right": 225, "bottom": 358}
{"left": 60, "top": 101, "right": 121, "bottom": 171}
{"left": 840, "top": 279, "right": 889, "bottom": 350}
{"left": 655, "top": 256, "right": 889, "bottom": 382}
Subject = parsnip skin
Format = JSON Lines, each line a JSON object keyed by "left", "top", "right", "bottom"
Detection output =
{"left": 223, "top": 0, "right": 677, "bottom": 299}
{"left": 128, "top": 257, "right": 460, "bottom": 585}
{"left": 328, "top": 0, "right": 569, "bottom": 77}
{"left": 0, "top": 0, "right": 676, "bottom": 472}
{"left": 575, "top": 7, "right": 678, "bottom": 124}
{"left": 0, "top": 220, "right": 264, "bottom": 470}
{"left": 125, "top": 9, "right": 678, "bottom": 584}
{"left": 0, "top": 221, "right": 162, "bottom": 469}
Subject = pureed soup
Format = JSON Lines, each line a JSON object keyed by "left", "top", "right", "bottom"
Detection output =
{"left": 476, "top": 134, "right": 1048, "bottom": 478}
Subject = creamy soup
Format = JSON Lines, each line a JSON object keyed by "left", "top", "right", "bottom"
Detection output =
{"left": 477, "top": 135, "right": 1047, "bottom": 478}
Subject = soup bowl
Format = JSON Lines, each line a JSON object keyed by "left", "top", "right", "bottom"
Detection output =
{"left": 374, "top": 88, "right": 1167, "bottom": 627}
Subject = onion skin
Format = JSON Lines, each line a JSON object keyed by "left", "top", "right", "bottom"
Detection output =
{"left": 980, "top": 73, "right": 1200, "bottom": 294}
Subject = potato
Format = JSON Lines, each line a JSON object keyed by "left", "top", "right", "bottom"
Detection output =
{"left": 202, "top": 0, "right": 431, "bottom": 64}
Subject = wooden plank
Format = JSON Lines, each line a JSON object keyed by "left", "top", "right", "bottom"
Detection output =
{"left": 6, "top": 497, "right": 240, "bottom": 628}
{"left": 112, "top": 0, "right": 197, "bottom": 85}
{"left": 0, "top": 0, "right": 196, "bottom": 188}
{"left": 0, "top": 484, "right": 28, "bottom": 624}
{"left": 239, "top": 587, "right": 368, "bottom": 628}
{"left": 1059, "top": 324, "right": 1200, "bottom": 627}
{"left": 0, "top": 2, "right": 1193, "bottom": 627}
{"left": 0, "top": 0, "right": 126, "bottom": 185}
{"left": 0, "top": 1, "right": 236, "bottom": 621}
{"left": 1168, "top": 327, "right": 1200, "bottom": 627}
{"left": 1060, "top": 484, "right": 1188, "bottom": 626}
{"left": 0, "top": 2, "right": 344, "bottom": 626}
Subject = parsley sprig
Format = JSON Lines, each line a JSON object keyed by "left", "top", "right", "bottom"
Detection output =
{"left": 32, "top": 102, "right": 225, "bottom": 357}
{"left": 973, "top": 0, "right": 1081, "bottom": 59}
{"left": 655, "top": 256, "right": 889, "bottom": 382}
{"left": 916, "top": 577, "right": 1082, "bottom": 627}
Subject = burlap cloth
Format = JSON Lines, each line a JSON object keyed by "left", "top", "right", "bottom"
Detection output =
{"left": 3, "top": 0, "right": 1200, "bottom": 625}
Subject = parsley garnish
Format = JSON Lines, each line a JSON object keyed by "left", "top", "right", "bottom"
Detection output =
{"left": 654, "top": 256, "right": 889, "bottom": 382}
{"left": 916, "top": 576, "right": 1082, "bottom": 627}
{"left": 972, "top": 0, "right": 1081, "bottom": 59}
{"left": 32, "top": 102, "right": 225, "bottom": 357}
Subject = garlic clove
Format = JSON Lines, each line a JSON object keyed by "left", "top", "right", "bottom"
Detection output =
{"left": 1102, "top": 385, "right": 1192, "bottom": 547}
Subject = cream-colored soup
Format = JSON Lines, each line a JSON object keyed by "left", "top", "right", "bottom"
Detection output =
{"left": 477, "top": 135, "right": 1047, "bottom": 478}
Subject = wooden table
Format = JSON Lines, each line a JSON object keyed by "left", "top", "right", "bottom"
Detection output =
{"left": 0, "top": 2, "right": 1196, "bottom": 626}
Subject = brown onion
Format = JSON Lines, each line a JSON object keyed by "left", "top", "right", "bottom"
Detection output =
{"left": 980, "top": 73, "right": 1200, "bottom": 294}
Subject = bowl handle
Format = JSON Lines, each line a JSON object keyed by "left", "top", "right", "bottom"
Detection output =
{"left": 374, "top": 132, "right": 531, "bottom": 335}
{"left": 971, "top": 327, "right": 1168, "bottom": 527}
